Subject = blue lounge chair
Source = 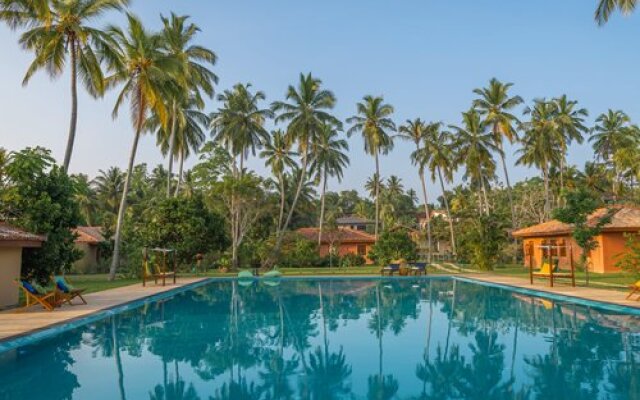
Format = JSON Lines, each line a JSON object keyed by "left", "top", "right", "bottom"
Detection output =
{"left": 410, "top": 262, "right": 428, "bottom": 276}
{"left": 381, "top": 263, "right": 400, "bottom": 276}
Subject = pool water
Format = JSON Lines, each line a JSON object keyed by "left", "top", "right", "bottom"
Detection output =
{"left": 1, "top": 277, "right": 639, "bottom": 399}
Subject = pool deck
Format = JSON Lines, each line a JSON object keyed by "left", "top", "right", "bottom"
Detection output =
{"left": 461, "top": 273, "right": 640, "bottom": 309}
{"left": 0, "top": 277, "right": 207, "bottom": 342}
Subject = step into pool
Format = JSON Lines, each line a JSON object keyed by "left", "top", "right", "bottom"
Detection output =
{"left": 0, "top": 277, "right": 638, "bottom": 399}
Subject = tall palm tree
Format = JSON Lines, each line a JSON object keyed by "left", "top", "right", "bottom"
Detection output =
{"left": 400, "top": 118, "right": 434, "bottom": 263}
{"left": 449, "top": 109, "right": 498, "bottom": 215}
{"left": 211, "top": 83, "right": 272, "bottom": 269}
{"left": 347, "top": 95, "right": 395, "bottom": 238}
{"left": 590, "top": 109, "right": 640, "bottom": 197}
{"left": 517, "top": 99, "right": 562, "bottom": 217}
{"left": 595, "top": 0, "right": 637, "bottom": 25}
{"left": 1, "top": 0, "right": 129, "bottom": 172}
{"left": 473, "top": 78, "right": 523, "bottom": 229}
{"left": 149, "top": 95, "right": 209, "bottom": 196}
{"left": 261, "top": 130, "right": 297, "bottom": 232}
{"left": 160, "top": 13, "right": 217, "bottom": 196}
{"left": 423, "top": 124, "right": 458, "bottom": 255}
{"left": 106, "top": 14, "right": 181, "bottom": 280}
{"left": 553, "top": 95, "right": 588, "bottom": 196}
{"left": 270, "top": 73, "right": 339, "bottom": 263}
{"left": 92, "top": 167, "right": 124, "bottom": 218}
{"left": 311, "top": 124, "right": 350, "bottom": 245}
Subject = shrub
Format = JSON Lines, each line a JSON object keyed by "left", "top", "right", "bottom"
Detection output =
{"left": 616, "top": 233, "right": 640, "bottom": 279}
{"left": 340, "top": 253, "right": 366, "bottom": 268}
{"left": 458, "top": 214, "right": 505, "bottom": 271}
{"left": 368, "top": 229, "right": 417, "bottom": 265}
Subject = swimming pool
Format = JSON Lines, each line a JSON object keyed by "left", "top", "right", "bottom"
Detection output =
{"left": 0, "top": 277, "right": 638, "bottom": 399}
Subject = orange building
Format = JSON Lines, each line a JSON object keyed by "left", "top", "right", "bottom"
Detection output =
{"left": 297, "top": 227, "right": 377, "bottom": 264}
{"left": 512, "top": 206, "right": 640, "bottom": 274}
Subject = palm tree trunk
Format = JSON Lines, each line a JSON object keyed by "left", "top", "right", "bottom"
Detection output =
{"left": 111, "top": 316, "right": 126, "bottom": 400}
{"left": 543, "top": 163, "right": 550, "bottom": 218}
{"left": 166, "top": 101, "right": 177, "bottom": 197}
{"left": 318, "top": 169, "right": 328, "bottom": 246}
{"left": 277, "top": 172, "right": 286, "bottom": 233}
{"left": 63, "top": 38, "right": 78, "bottom": 173}
{"left": 374, "top": 153, "right": 381, "bottom": 239}
{"left": 497, "top": 140, "right": 516, "bottom": 227}
{"left": 109, "top": 97, "right": 144, "bottom": 281}
{"left": 478, "top": 170, "right": 490, "bottom": 215}
{"left": 437, "top": 167, "right": 457, "bottom": 256}
{"left": 268, "top": 149, "right": 309, "bottom": 267}
{"left": 419, "top": 167, "right": 432, "bottom": 263}
{"left": 173, "top": 150, "right": 184, "bottom": 197}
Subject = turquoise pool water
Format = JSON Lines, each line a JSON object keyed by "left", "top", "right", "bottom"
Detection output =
{"left": 1, "top": 277, "right": 639, "bottom": 399}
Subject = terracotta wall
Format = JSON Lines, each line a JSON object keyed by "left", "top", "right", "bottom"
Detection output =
{"left": 319, "top": 243, "right": 374, "bottom": 264}
{"left": 73, "top": 243, "right": 99, "bottom": 273}
{"left": 0, "top": 247, "right": 22, "bottom": 307}
{"left": 521, "top": 232, "right": 632, "bottom": 274}
{"left": 522, "top": 235, "right": 581, "bottom": 271}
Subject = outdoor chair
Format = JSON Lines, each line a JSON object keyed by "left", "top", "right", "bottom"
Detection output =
{"left": 54, "top": 275, "right": 87, "bottom": 305}
{"left": 627, "top": 280, "right": 640, "bottom": 300}
{"left": 381, "top": 263, "right": 400, "bottom": 276}
{"left": 14, "top": 279, "right": 60, "bottom": 311}
{"left": 410, "top": 262, "right": 428, "bottom": 276}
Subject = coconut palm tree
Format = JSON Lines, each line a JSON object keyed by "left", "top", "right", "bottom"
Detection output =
{"left": 269, "top": 73, "right": 339, "bottom": 263}
{"left": 92, "top": 167, "right": 124, "bottom": 218}
{"left": 149, "top": 95, "right": 209, "bottom": 196}
{"left": 473, "top": 78, "right": 523, "bottom": 229}
{"left": 310, "top": 124, "right": 350, "bottom": 245}
{"left": 261, "top": 130, "right": 298, "bottom": 232}
{"left": 400, "top": 118, "right": 434, "bottom": 263}
{"left": 347, "top": 96, "right": 395, "bottom": 238}
{"left": 591, "top": 109, "right": 640, "bottom": 197}
{"left": 1, "top": 0, "right": 129, "bottom": 172}
{"left": 595, "top": 0, "right": 637, "bottom": 25}
{"left": 449, "top": 109, "right": 498, "bottom": 215}
{"left": 422, "top": 124, "right": 458, "bottom": 255}
{"left": 106, "top": 13, "right": 181, "bottom": 280}
{"left": 517, "top": 99, "right": 562, "bottom": 218}
{"left": 160, "top": 13, "right": 217, "bottom": 196}
{"left": 553, "top": 95, "right": 588, "bottom": 196}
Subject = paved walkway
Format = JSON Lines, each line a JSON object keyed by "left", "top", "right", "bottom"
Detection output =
{"left": 0, "top": 278, "right": 207, "bottom": 341}
{"left": 462, "top": 273, "right": 640, "bottom": 309}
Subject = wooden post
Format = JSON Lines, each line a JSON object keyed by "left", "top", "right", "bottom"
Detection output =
{"left": 162, "top": 251, "right": 166, "bottom": 287}
{"left": 142, "top": 248, "right": 147, "bottom": 287}
{"left": 549, "top": 246, "right": 554, "bottom": 288}
{"left": 529, "top": 242, "right": 534, "bottom": 285}
{"left": 569, "top": 243, "right": 575, "bottom": 287}
{"left": 173, "top": 252, "right": 177, "bottom": 284}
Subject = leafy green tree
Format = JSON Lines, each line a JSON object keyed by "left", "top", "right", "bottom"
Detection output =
{"left": 347, "top": 95, "right": 395, "bottom": 238}
{"left": 368, "top": 229, "right": 417, "bottom": 265}
{"left": 310, "top": 124, "right": 349, "bottom": 245}
{"left": 3, "top": 147, "right": 82, "bottom": 283}
{"left": 106, "top": 14, "right": 181, "bottom": 280}
{"left": 473, "top": 78, "right": 523, "bottom": 229}
{"left": 137, "top": 195, "right": 227, "bottom": 264}
{"left": 1, "top": 0, "right": 129, "bottom": 172}
{"left": 458, "top": 214, "right": 506, "bottom": 270}
{"left": 553, "top": 187, "right": 613, "bottom": 284}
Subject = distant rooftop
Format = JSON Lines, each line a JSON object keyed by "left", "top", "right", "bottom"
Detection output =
{"left": 0, "top": 222, "right": 45, "bottom": 246}
{"left": 336, "top": 215, "right": 374, "bottom": 225}
{"left": 73, "top": 226, "right": 105, "bottom": 244}
{"left": 297, "top": 227, "right": 376, "bottom": 244}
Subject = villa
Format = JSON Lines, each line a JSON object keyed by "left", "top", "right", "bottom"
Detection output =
{"left": 0, "top": 222, "right": 45, "bottom": 308}
{"left": 512, "top": 206, "right": 640, "bottom": 274}
{"left": 72, "top": 226, "right": 106, "bottom": 274}
{"left": 335, "top": 215, "right": 374, "bottom": 231}
{"left": 297, "top": 227, "right": 376, "bottom": 263}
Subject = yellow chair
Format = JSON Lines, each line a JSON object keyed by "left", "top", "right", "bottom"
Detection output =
{"left": 627, "top": 280, "right": 640, "bottom": 300}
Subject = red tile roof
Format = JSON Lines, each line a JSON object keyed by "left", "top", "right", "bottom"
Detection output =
{"left": 297, "top": 227, "right": 376, "bottom": 244}
{"left": 73, "top": 226, "right": 105, "bottom": 244}
{"left": 0, "top": 222, "right": 45, "bottom": 245}
{"left": 512, "top": 206, "right": 640, "bottom": 238}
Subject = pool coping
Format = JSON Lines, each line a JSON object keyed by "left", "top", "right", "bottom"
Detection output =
{"left": 0, "top": 274, "right": 638, "bottom": 353}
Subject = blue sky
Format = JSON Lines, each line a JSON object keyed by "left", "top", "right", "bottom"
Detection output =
{"left": 2, "top": 0, "right": 640, "bottom": 198}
